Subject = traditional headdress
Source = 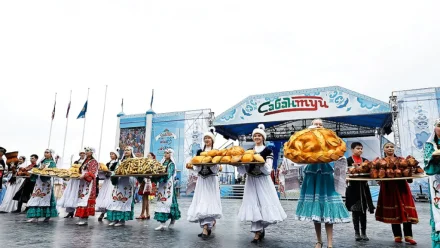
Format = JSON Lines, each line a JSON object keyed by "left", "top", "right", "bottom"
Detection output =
{"left": 252, "top": 124, "right": 267, "bottom": 140}
{"left": 0, "top": 147, "right": 6, "bottom": 154}
{"left": 110, "top": 149, "right": 120, "bottom": 160}
{"left": 122, "top": 146, "right": 134, "bottom": 160}
{"left": 203, "top": 127, "right": 216, "bottom": 142}
{"left": 427, "top": 118, "right": 440, "bottom": 149}
{"left": 160, "top": 148, "right": 177, "bottom": 166}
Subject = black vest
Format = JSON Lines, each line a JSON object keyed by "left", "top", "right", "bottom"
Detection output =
{"left": 107, "top": 161, "right": 119, "bottom": 172}
{"left": 196, "top": 149, "right": 215, "bottom": 178}
{"left": 246, "top": 147, "right": 273, "bottom": 177}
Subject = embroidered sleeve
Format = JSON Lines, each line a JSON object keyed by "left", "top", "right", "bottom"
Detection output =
{"left": 424, "top": 142, "right": 435, "bottom": 166}
{"left": 192, "top": 165, "right": 202, "bottom": 172}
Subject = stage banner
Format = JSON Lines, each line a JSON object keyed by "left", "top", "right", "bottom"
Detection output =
{"left": 150, "top": 113, "right": 185, "bottom": 175}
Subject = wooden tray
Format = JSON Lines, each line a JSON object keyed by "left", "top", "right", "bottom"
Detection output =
{"left": 112, "top": 173, "right": 167, "bottom": 178}
{"left": 346, "top": 174, "right": 427, "bottom": 181}
{"left": 29, "top": 172, "right": 73, "bottom": 179}
{"left": 192, "top": 162, "right": 264, "bottom": 167}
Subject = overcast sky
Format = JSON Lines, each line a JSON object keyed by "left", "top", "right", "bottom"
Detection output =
{"left": 1, "top": 1, "right": 439, "bottom": 164}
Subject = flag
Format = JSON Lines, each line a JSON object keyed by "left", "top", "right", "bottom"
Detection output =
{"left": 66, "top": 101, "right": 71, "bottom": 118}
{"left": 150, "top": 89, "right": 154, "bottom": 108}
{"left": 51, "top": 100, "right": 56, "bottom": 120}
{"left": 77, "top": 101, "right": 88, "bottom": 119}
{"left": 121, "top": 98, "right": 124, "bottom": 111}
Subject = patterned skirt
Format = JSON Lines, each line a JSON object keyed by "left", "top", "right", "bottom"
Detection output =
{"left": 295, "top": 163, "right": 350, "bottom": 224}
{"left": 26, "top": 192, "right": 59, "bottom": 218}
{"left": 107, "top": 199, "right": 134, "bottom": 222}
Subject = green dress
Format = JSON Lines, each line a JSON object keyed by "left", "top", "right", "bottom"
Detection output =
{"left": 26, "top": 158, "right": 59, "bottom": 218}
{"left": 151, "top": 160, "right": 181, "bottom": 222}
{"left": 424, "top": 140, "right": 440, "bottom": 247}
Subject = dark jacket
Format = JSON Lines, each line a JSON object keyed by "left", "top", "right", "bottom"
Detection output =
{"left": 345, "top": 156, "right": 375, "bottom": 213}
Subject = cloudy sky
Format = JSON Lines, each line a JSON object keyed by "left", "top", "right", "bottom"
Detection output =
{"left": 1, "top": 1, "right": 439, "bottom": 164}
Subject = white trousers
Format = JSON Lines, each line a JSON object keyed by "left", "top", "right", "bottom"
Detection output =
{"left": 251, "top": 221, "right": 269, "bottom": 233}
{"left": 199, "top": 217, "right": 216, "bottom": 230}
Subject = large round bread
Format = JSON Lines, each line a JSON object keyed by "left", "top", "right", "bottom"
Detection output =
{"left": 229, "top": 146, "right": 245, "bottom": 156}
{"left": 283, "top": 128, "right": 346, "bottom": 163}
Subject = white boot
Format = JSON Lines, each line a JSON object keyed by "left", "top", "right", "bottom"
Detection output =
{"left": 115, "top": 220, "right": 125, "bottom": 227}
{"left": 168, "top": 220, "right": 175, "bottom": 229}
{"left": 77, "top": 220, "right": 88, "bottom": 226}
{"left": 27, "top": 218, "right": 38, "bottom": 223}
{"left": 155, "top": 224, "right": 166, "bottom": 231}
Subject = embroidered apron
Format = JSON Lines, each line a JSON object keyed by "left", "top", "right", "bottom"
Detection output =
{"left": 27, "top": 176, "right": 52, "bottom": 207}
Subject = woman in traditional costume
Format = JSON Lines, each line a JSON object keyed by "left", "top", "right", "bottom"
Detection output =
{"left": 375, "top": 142, "right": 418, "bottom": 245}
{"left": 0, "top": 156, "right": 27, "bottom": 213}
{"left": 26, "top": 149, "right": 59, "bottom": 222}
{"left": 345, "top": 142, "right": 375, "bottom": 241}
{"left": 74, "top": 147, "right": 99, "bottom": 226}
{"left": 106, "top": 146, "right": 136, "bottom": 227}
{"left": 96, "top": 149, "right": 119, "bottom": 221}
{"left": 424, "top": 118, "right": 440, "bottom": 247}
{"left": 152, "top": 148, "right": 181, "bottom": 231}
{"left": 58, "top": 150, "right": 85, "bottom": 218}
{"left": 237, "top": 124, "right": 287, "bottom": 244}
{"left": 136, "top": 152, "right": 154, "bottom": 220}
{"left": 187, "top": 127, "right": 223, "bottom": 239}
{"left": 294, "top": 121, "right": 350, "bottom": 248}
{"left": 13, "top": 154, "right": 39, "bottom": 213}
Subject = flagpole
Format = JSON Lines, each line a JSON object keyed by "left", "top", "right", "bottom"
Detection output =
{"left": 62, "top": 90, "right": 72, "bottom": 161}
{"left": 48, "top": 92, "right": 57, "bottom": 148}
{"left": 98, "top": 85, "right": 108, "bottom": 161}
{"left": 80, "top": 88, "right": 90, "bottom": 149}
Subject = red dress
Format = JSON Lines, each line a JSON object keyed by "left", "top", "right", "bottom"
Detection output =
{"left": 75, "top": 158, "right": 98, "bottom": 218}
{"left": 375, "top": 180, "right": 419, "bottom": 224}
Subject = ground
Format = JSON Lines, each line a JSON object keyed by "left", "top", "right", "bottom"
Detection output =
{"left": 0, "top": 198, "right": 431, "bottom": 248}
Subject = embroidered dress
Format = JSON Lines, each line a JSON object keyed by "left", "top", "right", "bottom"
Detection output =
{"left": 75, "top": 158, "right": 99, "bottom": 218}
{"left": 26, "top": 158, "right": 58, "bottom": 218}
{"left": 187, "top": 148, "right": 222, "bottom": 229}
{"left": 237, "top": 146, "right": 287, "bottom": 232}
{"left": 295, "top": 163, "right": 350, "bottom": 223}
{"left": 424, "top": 137, "right": 440, "bottom": 247}
{"left": 106, "top": 176, "right": 136, "bottom": 221}
{"left": 152, "top": 160, "right": 181, "bottom": 223}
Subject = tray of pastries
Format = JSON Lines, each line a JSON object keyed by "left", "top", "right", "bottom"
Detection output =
{"left": 188, "top": 146, "right": 265, "bottom": 167}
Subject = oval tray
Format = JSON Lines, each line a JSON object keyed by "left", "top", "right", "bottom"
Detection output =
{"left": 346, "top": 174, "right": 427, "bottom": 181}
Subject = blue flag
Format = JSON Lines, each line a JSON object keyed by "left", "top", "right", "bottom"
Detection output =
{"left": 77, "top": 101, "right": 88, "bottom": 119}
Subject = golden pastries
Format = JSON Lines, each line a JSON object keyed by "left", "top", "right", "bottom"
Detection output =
{"left": 244, "top": 150, "right": 255, "bottom": 155}
{"left": 231, "top": 155, "right": 242, "bottom": 163}
{"left": 200, "top": 152, "right": 208, "bottom": 156}
{"left": 221, "top": 156, "right": 231, "bottom": 163}
{"left": 191, "top": 156, "right": 205, "bottom": 164}
{"left": 208, "top": 150, "right": 219, "bottom": 157}
{"left": 99, "top": 163, "right": 109, "bottom": 171}
{"left": 219, "top": 149, "right": 228, "bottom": 156}
{"left": 212, "top": 156, "right": 223, "bottom": 163}
{"left": 241, "top": 154, "right": 254, "bottom": 163}
{"left": 253, "top": 154, "right": 265, "bottom": 163}
{"left": 202, "top": 156, "right": 213, "bottom": 163}
{"left": 284, "top": 127, "right": 346, "bottom": 163}
{"left": 186, "top": 163, "right": 193, "bottom": 169}
{"left": 229, "top": 146, "right": 245, "bottom": 156}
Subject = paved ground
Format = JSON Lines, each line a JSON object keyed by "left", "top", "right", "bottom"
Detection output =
{"left": 0, "top": 198, "right": 432, "bottom": 248}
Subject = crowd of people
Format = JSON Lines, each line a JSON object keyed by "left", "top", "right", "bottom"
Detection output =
{"left": 0, "top": 118, "right": 439, "bottom": 247}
